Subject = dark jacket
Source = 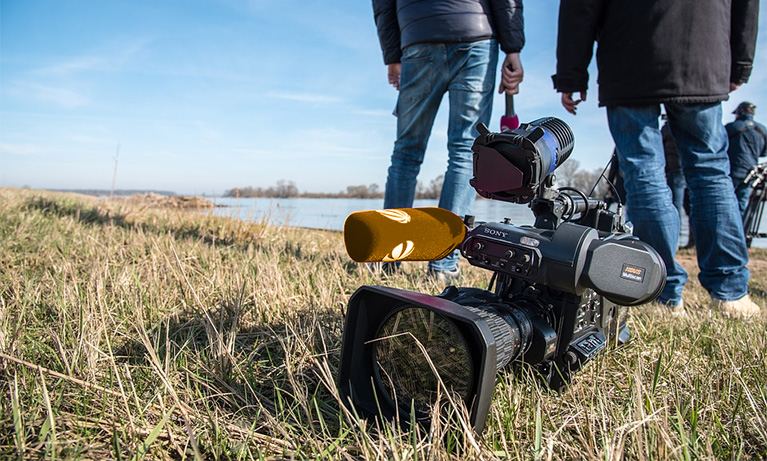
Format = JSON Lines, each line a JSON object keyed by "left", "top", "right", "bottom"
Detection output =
{"left": 726, "top": 114, "right": 767, "bottom": 178}
{"left": 373, "top": 0, "right": 524, "bottom": 65}
{"left": 552, "top": 0, "right": 760, "bottom": 107}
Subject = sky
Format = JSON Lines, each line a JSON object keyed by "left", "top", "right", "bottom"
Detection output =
{"left": 1, "top": 1, "right": 766, "bottom": 195}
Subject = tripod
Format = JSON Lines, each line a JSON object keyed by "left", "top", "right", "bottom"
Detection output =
{"left": 742, "top": 162, "right": 767, "bottom": 248}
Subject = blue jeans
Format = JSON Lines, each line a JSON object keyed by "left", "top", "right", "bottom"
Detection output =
{"left": 384, "top": 40, "right": 498, "bottom": 271}
{"left": 607, "top": 103, "right": 750, "bottom": 303}
{"left": 732, "top": 177, "right": 751, "bottom": 218}
{"left": 666, "top": 169, "right": 686, "bottom": 221}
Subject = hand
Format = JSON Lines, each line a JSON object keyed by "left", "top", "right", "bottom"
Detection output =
{"left": 561, "top": 91, "right": 587, "bottom": 115}
{"left": 388, "top": 63, "right": 402, "bottom": 90}
{"left": 498, "top": 53, "right": 524, "bottom": 95}
{"left": 730, "top": 82, "right": 742, "bottom": 92}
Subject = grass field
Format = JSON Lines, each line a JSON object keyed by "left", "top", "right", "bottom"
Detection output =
{"left": 1, "top": 188, "right": 765, "bottom": 460}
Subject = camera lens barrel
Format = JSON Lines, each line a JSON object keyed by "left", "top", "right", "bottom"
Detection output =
{"left": 461, "top": 303, "right": 532, "bottom": 372}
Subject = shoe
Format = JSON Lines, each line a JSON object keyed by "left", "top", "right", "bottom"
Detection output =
{"left": 667, "top": 299, "right": 686, "bottom": 317}
{"left": 427, "top": 266, "right": 461, "bottom": 283}
{"left": 712, "top": 294, "right": 761, "bottom": 318}
{"left": 365, "top": 261, "right": 400, "bottom": 276}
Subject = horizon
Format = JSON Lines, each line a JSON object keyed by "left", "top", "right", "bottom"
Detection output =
{"left": 2, "top": 1, "right": 766, "bottom": 195}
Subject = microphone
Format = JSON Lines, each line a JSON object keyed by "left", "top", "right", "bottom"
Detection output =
{"left": 500, "top": 93, "right": 520, "bottom": 131}
{"left": 343, "top": 207, "right": 467, "bottom": 263}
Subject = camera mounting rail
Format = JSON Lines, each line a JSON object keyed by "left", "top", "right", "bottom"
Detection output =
{"left": 528, "top": 180, "right": 627, "bottom": 233}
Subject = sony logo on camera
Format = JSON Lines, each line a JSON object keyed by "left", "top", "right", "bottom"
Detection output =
{"left": 483, "top": 227, "right": 509, "bottom": 238}
{"left": 620, "top": 264, "right": 646, "bottom": 283}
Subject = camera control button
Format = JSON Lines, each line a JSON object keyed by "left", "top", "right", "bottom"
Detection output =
{"left": 473, "top": 241, "right": 485, "bottom": 251}
{"left": 505, "top": 250, "right": 515, "bottom": 258}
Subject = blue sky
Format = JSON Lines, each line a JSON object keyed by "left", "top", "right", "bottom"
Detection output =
{"left": 1, "top": 0, "right": 765, "bottom": 195}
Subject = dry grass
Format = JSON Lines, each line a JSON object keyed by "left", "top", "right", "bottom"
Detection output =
{"left": 1, "top": 187, "right": 765, "bottom": 460}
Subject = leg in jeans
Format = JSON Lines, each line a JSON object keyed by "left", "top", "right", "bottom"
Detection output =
{"left": 667, "top": 169, "right": 686, "bottom": 221}
{"left": 607, "top": 105, "right": 687, "bottom": 305}
{"left": 384, "top": 43, "right": 449, "bottom": 210}
{"left": 666, "top": 169, "right": 687, "bottom": 247}
{"left": 732, "top": 178, "right": 751, "bottom": 218}
{"left": 665, "top": 102, "right": 750, "bottom": 301}
{"left": 429, "top": 40, "right": 497, "bottom": 272}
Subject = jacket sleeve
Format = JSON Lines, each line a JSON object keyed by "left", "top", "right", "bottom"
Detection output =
{"left": 551, "top": 0, "right": 606, "bottom": 93}
{"left": 758, "top": 123, "right": 767, "bottom": 157}
{"left": 372, "top": 0, "right": 402, "bottom": 64}
{"left": 730, "top": 0, "right": 759, "bottom": 84}
{"left": 487, "top": 0, "right": 525, "bottom": 54}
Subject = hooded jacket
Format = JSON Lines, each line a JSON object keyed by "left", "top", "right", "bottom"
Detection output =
{"left": 552, "top": 0, "right": 760, "bottom": 106}
{"left": 373, "top": 0, "right": 524, "bottom": 65}
{"left": 726, "top": 114, "right": 767, "bottom": 178}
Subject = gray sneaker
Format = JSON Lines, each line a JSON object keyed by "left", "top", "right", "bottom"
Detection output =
{"left": 365, "top": 261, "right": 400, "bottom": 276}
{"left": 712, "top": 294, "right": 761, "bottom": 319}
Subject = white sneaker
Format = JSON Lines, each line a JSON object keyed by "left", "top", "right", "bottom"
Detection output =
{"left": 713, "top": 294, "right": 761, "bottom": 319}
{"left": 668, "top": 299, "right": 686, "bottom": 317}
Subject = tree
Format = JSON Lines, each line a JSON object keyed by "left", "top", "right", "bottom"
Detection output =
{"left": 415, "top": 175, "right": 444, "bottom": 199}
{"left": 552, "top": 160, "right": 608, "bottom": 197}
{"left": 274, "top": 180, "right": 299, "bottom": 198}
{"left": 554, "top": 159, "right": 581, "bottom": 189}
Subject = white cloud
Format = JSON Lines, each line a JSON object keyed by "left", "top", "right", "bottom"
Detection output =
{"left": 353, "top": 109, "right": 395, "bottom": 118}
{"left": 34, "top": 56, "right": 108, "bottom": 78}
{"left": 266, "top": 91, "right": 342, "bottom": 104}
{"left": 70, "top": 135, "right": 116, "bottom": 144}
{"left": 34, "top": 38, "right": 151, "bottom": 77}
{"left": 15, "top": 81, "right": 90, "bottom": 108}
{"left": 0, "top": 143, "right": 44, "bottom": 156}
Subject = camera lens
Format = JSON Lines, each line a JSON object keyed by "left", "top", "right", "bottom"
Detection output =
{"left": 373, "top": 306, "right": 474, "bottom": 415}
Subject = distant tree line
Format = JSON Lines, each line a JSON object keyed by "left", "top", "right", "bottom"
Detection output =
{"left": 224, "top": 180, "right": 301, "bottom": 198}
{"left": 224, "top": 165, "right": 611, "bottom": 200}
{"left": 223, "top": 176, "right": 446, "bottom": 200}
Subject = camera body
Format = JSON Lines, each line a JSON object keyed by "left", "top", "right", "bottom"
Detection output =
{"left": 337, "top": 118, "right": 666, "bottom": 433}
{"left": 451, "top": 207, "right": 660, "bottom": 395}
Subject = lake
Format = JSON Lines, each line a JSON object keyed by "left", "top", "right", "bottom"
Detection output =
{"left": 204, "top": 196, "right": 763, "bottom": 248}
{"left": 208, "top": 197, "right": 538, "bottom": 231}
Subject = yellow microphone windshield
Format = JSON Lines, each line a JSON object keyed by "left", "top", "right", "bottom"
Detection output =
{"left": 343, "top": 207, "right": 466, "bottom": 263}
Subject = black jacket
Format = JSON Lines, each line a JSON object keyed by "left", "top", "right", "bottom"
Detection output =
{"left": 552, "top": 0, "right": 760, "bottom": 106}
{"left": 726, "top": 114, "right": 767, "bottom": 178}
{"left": 373, "top": 0, "right": 524, "bottom": 65}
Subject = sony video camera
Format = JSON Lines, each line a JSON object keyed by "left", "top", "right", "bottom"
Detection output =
{"left": 338, "top": 118, "right": 666, "bottom": 433}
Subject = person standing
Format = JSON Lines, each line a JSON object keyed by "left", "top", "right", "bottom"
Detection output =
{"left": 372, "top": 0, "right": 525, "bottom": 280}
{"left": 725, "top": 101, "right": 767, "bottom": 217}
{"left": 552, "top": 0, "right": 761, "bottom": 317}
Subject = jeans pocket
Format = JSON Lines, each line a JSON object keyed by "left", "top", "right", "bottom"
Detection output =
{"left": 399, "top": 46, "right": 434, "bottom": 105}
{"left": 452, "top": 41, "right": 495, "bottom": 93}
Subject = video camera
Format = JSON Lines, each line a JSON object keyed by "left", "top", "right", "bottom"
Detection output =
{"left": 338, "top": 118, "right": 666, "bottom": 433}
